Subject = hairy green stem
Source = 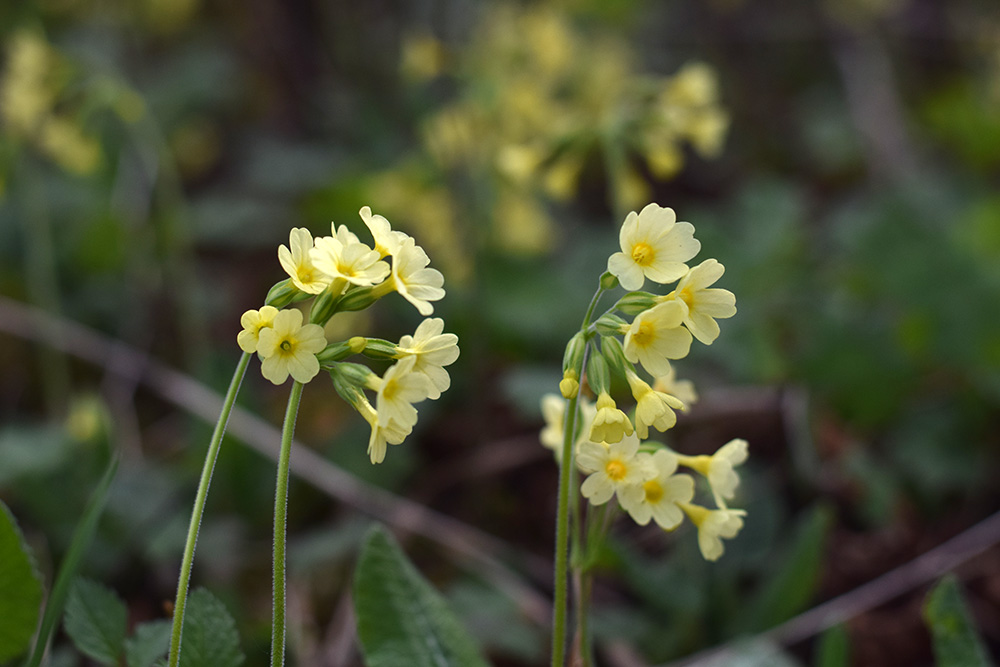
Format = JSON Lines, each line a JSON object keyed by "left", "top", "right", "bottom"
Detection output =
{"left": 551, "top": 284, "right": 605, "bottom": 667}
{"left": 168, "top": 352, "right": 251, "bottom": 667}
{"left": 272, "top": 380, "right": 304, "bottom": 667}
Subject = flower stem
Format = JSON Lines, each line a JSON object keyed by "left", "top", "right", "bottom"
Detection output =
{"left": 168, "top": 352, "right": 251, "bottom": 667}
{"left": 552, "top": 284, "right": 605, "bottom": 667}
{"left": 271, "top": 380, "right": 304, "bottom": 667}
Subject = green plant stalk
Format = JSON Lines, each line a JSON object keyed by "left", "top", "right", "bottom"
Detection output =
{"left": 25, "top": 454, "right": 119, "bottom": 667}
{"left": 168, "top": 352, "right": 251, "bottom": 667}
{"left": 551, "top": 285, "right": 604, "bottom": 667}
{"left": 271, "top": 380, "right": 304, "bottom": 667}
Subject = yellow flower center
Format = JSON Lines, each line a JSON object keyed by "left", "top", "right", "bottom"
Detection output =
{"left": 643, "top": 479, "right": 663, "bottom": 503}
{"left": 605, "top": 459, "right": 627, "bottom": 481}
{"left": 631, "top": 242, "right": 655, "bottom": 267}
{"left": 280, "top": 339, "right": 293, "bottom": 352}
{"left": 631, "top": 320, "right": 655, "bottom": 347}
{"left": 382, "top": 378, "right": 400, "bottom": 401}
{"left": 678, "top": 287, "right": 695, "bottom": 309}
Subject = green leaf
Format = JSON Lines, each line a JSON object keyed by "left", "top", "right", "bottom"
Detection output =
{"left": 816, "top": 625, "right": 850, "bottom": 667}
{"left": 126, "top": 620, "right": 173, "bottom": 667}
{"left": 746, "top": 504, "right": 833, "bottom": 632}
{"left": 923, "top": 575, "right": 993, "bottom": 667}
{"left": 353, "top": 524, "right": 489, "bottom": 667}
{"left": 177, "top": 588, "right": 244, "bottom": 667}
{"left": 63, "top": 578, "right": 128, "bottom": 665}
{"left": 0, "top": 500, "right": 43, "bottom": 662}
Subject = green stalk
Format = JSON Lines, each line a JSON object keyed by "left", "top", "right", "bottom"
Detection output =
{"left": 168, "top": 352, "right": 251, "bottom": 667}
{"left": 551, "top": 285, "right": 605, "bottom": 667}
{"left": 271, "top": 380, "right": 304, "bottom": 667}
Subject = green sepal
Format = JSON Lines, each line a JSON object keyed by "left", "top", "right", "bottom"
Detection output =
{"left": 336, "top": 286, "right": 380, "bottom": 312}
{"left": 308, "top": 282, "right": 344, "bottom": 325}
{"left": 586, "top": 351, "right": 611, "bottom": 395}
{"left": 562, "top": 331, "right": 586, "bottom": 374}
{"left": 264, "top": 279, "right": 308, "bottom": 308}
{"left": 361, "top": 338, "right": 399, "bottom": 360}
{"left": 317, "top": 338, "right": 364, "bottom": 364}
{"left": 599, "top": 271, "right": 619, "bottom": 290}
{"left": 615, "top": 291, "right": 658, "bottom": 316}
{"left": 594, "top": 313, "right": 627, "bottom": 337}
{"left": 600, "top": 335, "right": 630, "bottom": 377}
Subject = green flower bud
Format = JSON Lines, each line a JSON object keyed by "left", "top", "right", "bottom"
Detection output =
{"left": 265, "top": 279, "right": 309, "bottom": 308}
{"left": 594, "top": 313, "right": 628, "bottom": 337}
{"left": 337, "top": 286, "right": 380, "bottom": 312}
{"left": 615, "top": 291, "right": 658, "bottom": 316}
{"left": 329, "top": 368, "right": 365, "bottom": 408}
{"left": 309, "top": 283, "right": 344, "bottom": 325}
{"left": 599, "top": 271, "right": 620, "bottom": 291}
{"left": 601, "top": 335, "right": 631, "bottom": 377}
{"left": 317, "top": 339, "right": 363, "bottom": 365}
{"left": 363, "top": 338, "right": 399, "bottom": 360}
{"left": 329, "top": 361, "right": 377, "bottom": 389}
{"left": 563, "top": 331, "right": 587, "bottom": 375}
{"left": 586, "top": 351, "right": 611, "bottom": 396}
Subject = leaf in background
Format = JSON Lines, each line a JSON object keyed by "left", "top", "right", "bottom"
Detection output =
{"left": 178, "top": 588, "right": 244, "bottom": 667}
{"left": 0, "top": 500, "right": 43, "bottom": 662}
{"left": 815, "top": 625, "right": 850, "bottom": 667}
{"left": 126, "top": 619, "right": 173, "bottom": 667}
{"left": 745, "top": 504, "right": 832, "bottom": 632}
{"left": 353, "top": 524, "right": 489, "bottom": 667}
{"left": 923, "top": 575, "right": 993, "bottom": 667}
{"left": 63, "top": 578, "right": 128, "bottom": 665}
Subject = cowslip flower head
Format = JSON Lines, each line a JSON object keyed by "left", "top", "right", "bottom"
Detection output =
{"left": 389, "top": 237, "right": 446, "bottom": 316}
{"left": 256, "top": 309, "right": 327, "bottom": 384}
{"left": 625, "top": 370, "right": 685, "bottom": 439}
{"left": 540, "top": 393, "right": 597, "bottom": 463}
{"left": 623, "top": 300, "right": 693, "bottom": 377}
{"left": 661, "top": 258, "right": 736, "bottom": 345}
{"left": 360, "top": 206, "right": 409, "bottom": 259}
{"left": 237, "top": 305, "right": 279, "bottom": 353}
{"left": 367, "top": 355, "right": 432, "bottom": 429}
{"left": 620, "top": 449, "right": 695, "bottom": 529}
{"left": 589, "top": 391, "right": 634, "bottom": 444}
{"left": 678, "top": 438, "right": 748, "bottom": 508}
{"left": 680, "top": 502, "right": 746, "bottom": 561}
{"left": 652, "top": 366, "right": 698, "bottom": 411}
{"left": 607, "top": 203, "right": 700, "bottom": 291}
{"left": 278, "top": 228, "right": 330, "bottom": 294}
{"left": 310, "top": 233, "right": 389, "bottom": 288}
{"left": 395, "top": 318, "right": 459, "bottom": 400}
{"left": 577, "top": 434, "right": 656, "bottom": 506}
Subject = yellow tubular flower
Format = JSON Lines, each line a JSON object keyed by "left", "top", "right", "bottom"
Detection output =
{"left": 237, "top": 305, "right": 279, "bottom": 353}
{"left": 623, "top": 301, "right": 693, "bottom": 377}
{"left": 652, "top": 366, "right": 698, "bottom": 411}
{"left": 388, "top": 237, "right": 446, "bottom": 316}
{"left": 359, "top": 206, "right": 408, "bottom": 259}
{"left": 256, "top": 309, "right": 327, "bottom": 385}
{"left": 310, "top": 234, "right": 389, "bottom": 288}
{"left": 620, "top": 449, "right": 695, "bottom": 529}
{"left": 607, "top": 203, "right": 700, "bottom": 291}
{"left": 356, "top": 394, "right": 412, "bottom": 464}
{"left": 625, "top": 370, "right": 685, "bottom": 439}
{"left": 396, "top": 318, "right": 460, "bottom": 400}
{"left": 677, "top": 438, "right": 749, "bottom": 508}
{"left": 680, "top": 502, "right": 747, "bottom": 561}
{"left": 589, "top": 391, "right": 634, "bottom": 444}
{"left": 278, "top": 228, "right": 330, "bottom": 294}
{"left": 577, "top": 434, "right": 656, "bottom": 506}
{"left": 662, "top": 258, "right": 736, "bottom": 345}
{"left": 368, "top": 356, "right": 432, "bottom": 429}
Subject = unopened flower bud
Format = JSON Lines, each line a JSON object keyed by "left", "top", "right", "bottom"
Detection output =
{"left": 309, "top": 281, "right": 346, "bottom": 325}
{"left": 362, "top": 338, "right": 399, "bottom": 360}
{"left": 563, "top": 331, "right": 586, "bottom": 375}
{"left": 595, "top": 313, "right": 628, "bottom": 337}
{"left": 615, "top": 291, "right": 658, "bottom": 316}
{"left": 560, "top": 370, "right": 579, "bottom": 399}
{"left": 337, "top": 286, "right": 380, "bottom": 312}
{"left": 318, "top": 338, "right": 365, "bottom": 364}
{"left": 265, "top": 279, "right": 308, "bottom": 308}
{"left": 599, "top": 271, "right": 620, "bottom": 291}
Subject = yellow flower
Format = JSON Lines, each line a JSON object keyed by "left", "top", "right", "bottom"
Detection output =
{"left": 359, "top": 206, "right": 408, "bottom": 259}
{"left": 677, "top": 438, "right": 748, "bottom": 509}
{"left": 237, "top": 305, "right": 279, "bottom": 353}
{"left": 680, "top": 502, "right": 746, "bottom": 561}
{"left": 368, "top": 356, "right": 432, "bottom": 429}
{"left": 355, "top": 394, "right": 412, "bottom": 464}
{"left": 607, "top": 203, "right": 700, "bottom": 291}
{"left": 577, "top": 434, "right": 656, "bottom": 506}
{"left": 652, "top": 366, "right": 698, "bottom": 411}
{"left": 540, "top": 393, "right": 597, "bottom": 463}
{"left": 620, "top": 449, "right": 695, "bottom": 529}
{"left": 625, "top": 370, "right": 685, "bottom": 439}
{"left": 588, "top": 391, "right": 634, "bottom": 444}
{"left": 661, "top": 259, "right": 736, "bottom": 345}
{"left": 256, "top": 309, "right": 327, "bottom": 385}
{"left": 387, "top": 237, "right": 446, "bottom": 316}
{"left": 278, "top": 228, "right": 329, "bottom": 294}
{"left": 395, "top": 318, "right": 460, "bottom": 400}
{"left": 623, "top": 301, "right": 693, "bottom": 377}
{"left": 311, "top": 232, "right": 389, "bottom": 288}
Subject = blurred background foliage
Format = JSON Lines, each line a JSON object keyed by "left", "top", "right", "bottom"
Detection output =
{"left": 1, "top": 0, "right": 999, "bottom": 665}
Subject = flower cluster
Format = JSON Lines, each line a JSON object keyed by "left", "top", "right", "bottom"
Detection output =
{"left": 238, "top": 207, "right": 459, "bottom": 464}
{"left": 541, "top": 202, "right": 744, "bottom": 561}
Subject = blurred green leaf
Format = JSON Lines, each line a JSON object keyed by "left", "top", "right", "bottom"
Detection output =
{"left": 0, "top": 426, "right": 74, "bottom": 486}
{"left": 64, "top": 578, "right": 128, "bottom": 665}
{"left": 923, "top": 575, "right": 993, "bottom": 667}
{"left": 125, "top": 620, "right": 172, "bottom": 667}
{"left": 353, "top": 524, "right": 489, "bottom": 667}
{"left": 816, "top": 625, "right": 850, "bottom": 667}
{"left": 0, "top": 500, "right": 43, "bottom": 663}
{"left": 446, "top": 579, "right": 545, "bottom": 663}
{"left": 178, "top": 588, "right": 244, "bottom": 667}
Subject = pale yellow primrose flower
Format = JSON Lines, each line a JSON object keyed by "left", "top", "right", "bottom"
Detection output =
{"left": 310, "top": 233, "right": 389, "bottom": 288}
{"left": 360, "top": 206, "right": 409, "bottom": 259}
{"left": 625, "top": 370, "right": 685, "bottom": 439}
{"left": 623, "top": 301, "right": 693, "bottom": 377}
{"left": 237, "top": 305, "right": 279, "bottom": 353}
{"left": 607, "top": 203, "right": 700, "bottom": 291}
{"left": 680, "top": 502, "right": 746, "bottom": 561}
{"left": 677, "top": 438, "right": 748, "bottom": 509}
{"left": 652, "top": 366, "right": 698, "bottom": 411}
{"left": 389, "top": 237, "right": 446, "bottom": 316}
{"left": 368, "top": 356, "right": 432, "bottom": 429}
{"left": 540, "top": 393, "right": 597, "bottom": 463}
{"left": 661, "top": 259, "right": 736, "bottom": 345}
{"left": 278, "top": 228, "right": 330, "bottom": 294}
{"left": 256, "top": 309, "right": 327, "bottom": 385}
{"left": 354, "top": 393, "right": 412, "bottom": 464}
{"left": 589, "top": 391, "right": 634, "bottom": 444}
{"left": 620, "top": 449, "right": 695, "bottom": 530}
{"left": 578, "top": 434, "right": 656, "bottom": 506}
{"left": 395, "top": 318, "right": 460, "bottom": 400}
